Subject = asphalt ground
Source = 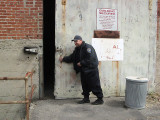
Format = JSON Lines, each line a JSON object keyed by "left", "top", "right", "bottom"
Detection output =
{"left": 29, "top": 97, "right": 160, "bottom": 120}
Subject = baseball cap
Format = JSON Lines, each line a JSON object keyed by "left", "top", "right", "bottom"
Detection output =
{"left": 71, "top": 35, "right": 82, "bottom": 41}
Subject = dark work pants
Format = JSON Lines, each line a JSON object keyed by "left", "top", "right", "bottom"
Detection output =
{"left": 80, "top": 68, "right": 103, "bottom": 98}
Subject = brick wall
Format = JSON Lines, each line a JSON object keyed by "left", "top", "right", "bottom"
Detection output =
{"left": 0, "top": 0, "right": 43, "bottom": 40}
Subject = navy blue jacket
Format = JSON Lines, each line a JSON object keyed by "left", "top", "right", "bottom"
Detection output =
{"left": 63, "top": 41, "right": 99, "bottom": 73}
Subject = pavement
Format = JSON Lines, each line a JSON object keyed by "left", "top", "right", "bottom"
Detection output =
{"left": 29, "top": 97, "right": 160, "bottom": 120}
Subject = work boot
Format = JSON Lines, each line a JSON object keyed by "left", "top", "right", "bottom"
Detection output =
{"left": 92, "top": 98, "right": 104, "bottom": 105}
{"left": 77, "top": 98, "right": 90, "bottom": 104}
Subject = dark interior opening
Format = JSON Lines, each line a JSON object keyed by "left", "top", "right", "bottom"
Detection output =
{"left": 43, "top": 0, "right": 55, "bottom": 98}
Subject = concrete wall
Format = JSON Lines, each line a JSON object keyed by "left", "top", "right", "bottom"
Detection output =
{"left": 0, "top": 0, "right": 43, "bottom": 119}
{"left": 0, "top": 40, "right": 42, "bottom": 120}
{"left": 156, "top": 0, "right": 160, "bottom": 93}
{"left": 120, "top": 0, "right": 157, "bottom": 94}
{"left": 55, "top": 0, "right": 157, "bottom": 98}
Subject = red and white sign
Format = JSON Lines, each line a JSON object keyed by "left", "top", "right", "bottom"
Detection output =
{"left": 92, "top": 38, "right": 123, "bottom": 61}
{"left": 97, "top": 8, "right": 118, "bottom": 30}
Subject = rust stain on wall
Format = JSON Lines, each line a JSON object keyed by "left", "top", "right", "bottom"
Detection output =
{"left": 62, "top": 0, "right": 66, "bottom": 32}
{"left": 98, "top": 62, "right": 102, "bottom": 80}
{"left": 116, "top": 61, "right": 119, "bottom": 96}
{"left": 94, "top": 30, "right": 120, "bottom": 38}
{"left": 156, "top": 0, "right": 160, "bottom": 93}
{"left": 112, "top": 61, "right": 119, "bottom": 96}
{"left": 70, "top": 72, "right": 76, "bottom": 84}
{"left": 62, "top": 0, "right": 66, "bottom": 5}
{"left": 157, "top": 0, "right": 160, "bottom": 42}
{"left": 149, "top": 0, "right": 153, "bottom": 10}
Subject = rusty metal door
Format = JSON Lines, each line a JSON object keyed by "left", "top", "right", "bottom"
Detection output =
{"left": 54, "top": 0, "right": 154, "bottom": 99}
{"left": 54, "top": 0, "right": 122, "bottom": 99}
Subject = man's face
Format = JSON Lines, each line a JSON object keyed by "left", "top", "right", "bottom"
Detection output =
{"left": 74, "top": 40, "right": 82, "bottom": 47}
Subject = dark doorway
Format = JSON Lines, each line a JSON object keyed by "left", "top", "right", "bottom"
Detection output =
{"left": 43, "top": 0, "right": 55, "bottom": 98}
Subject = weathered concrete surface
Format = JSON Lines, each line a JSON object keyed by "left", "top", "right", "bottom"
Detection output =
{"left": 55, "top": 0, "right": 157, "bottom": 98}
{"left": 30, "top": 97, "right": 160, "bottom": 120}
{"left": 156, "top": 0, "right": 160, "bottom": 93}
{"left": 0, "top": 39, "right": 42, "bottom": 120}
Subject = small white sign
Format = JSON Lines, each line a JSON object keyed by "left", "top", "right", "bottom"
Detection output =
{"left": 92, "top": 38, "right": 123, "bottom": 61}
{"left": 97, "top": 8, "right": 118, "bottom": 30}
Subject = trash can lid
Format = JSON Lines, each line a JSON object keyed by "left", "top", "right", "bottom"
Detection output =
{"left": 126, "top": 76, "right": 148, "bottom": 82}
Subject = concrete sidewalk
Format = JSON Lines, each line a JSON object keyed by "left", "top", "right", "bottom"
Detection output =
{"left": 29, "top": 97, "right": 160, "bottom": 120}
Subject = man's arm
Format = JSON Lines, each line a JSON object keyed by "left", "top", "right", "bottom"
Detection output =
{"left": 59, "top": 53, "right": 74, "bottom": 63}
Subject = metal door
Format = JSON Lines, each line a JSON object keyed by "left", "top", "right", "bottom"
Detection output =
{"left": 55, "top": 0, "right": 154, "bottom": 99}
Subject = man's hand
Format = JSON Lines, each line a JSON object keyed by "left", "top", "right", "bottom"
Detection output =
{"left": 59, "top": 56, "right": 63, "bottom": 63}
{"left": 77, "top": 62, "right": 81, "bottom": 67}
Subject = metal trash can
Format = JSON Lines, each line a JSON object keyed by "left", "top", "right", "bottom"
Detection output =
{"left": 125, "top": 76, "right": 148, "bottom": 109}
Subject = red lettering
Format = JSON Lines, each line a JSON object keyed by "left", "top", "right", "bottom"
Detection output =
{"left": 113, "top": 45, "right": 119, "bottom": 48}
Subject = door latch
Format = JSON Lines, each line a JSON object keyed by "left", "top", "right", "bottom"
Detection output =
{"left": 56, "top": 46, "right": 63, "bottom": 55}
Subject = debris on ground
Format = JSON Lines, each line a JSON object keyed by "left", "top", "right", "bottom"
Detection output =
{"left": 146, "top": 92, "right": 160, "bottom": 108}
{"left": 147, "top": 92, "right": 160, "bottom": 102}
